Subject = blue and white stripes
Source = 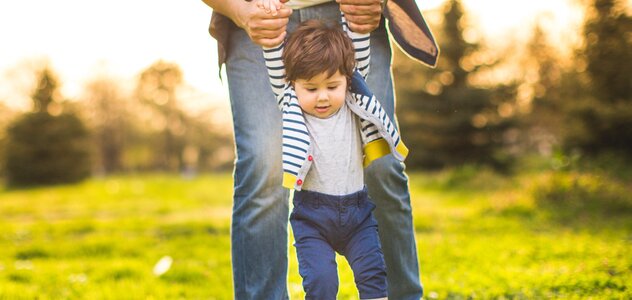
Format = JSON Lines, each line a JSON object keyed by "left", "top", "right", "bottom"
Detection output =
{"left": 281, "top": 100, "right": 310, "bottom": 177}
{"left": 263, "top": 42, "right": 311, "bottom": 178}
{"left": 262, "top": 43, "right": 288, "bottom": 108}
{"left": 342, "top": 14, "right": 371, "bottom": 78}
{"left": 349, "top": 70, "right": 405, "bottom": 161}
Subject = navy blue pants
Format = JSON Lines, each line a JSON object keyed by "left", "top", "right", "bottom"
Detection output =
{"left": 290, "top": 187, "right": 388, "bottom": 299}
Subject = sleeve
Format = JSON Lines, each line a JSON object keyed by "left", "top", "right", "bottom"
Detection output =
{"left": 341, "top": 14, "right": 371, "bottom": 79}
{"left": 262, "top": 43, "right": 290, "bottom": 110}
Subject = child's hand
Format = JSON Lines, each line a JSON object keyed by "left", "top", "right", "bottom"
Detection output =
{"left": 256, "top": 0, "right": 284, "bottom": 16}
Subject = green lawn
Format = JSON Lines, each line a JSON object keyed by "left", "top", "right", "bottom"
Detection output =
{"left": 0, "top": 171, "right": 630, "bottom": 299}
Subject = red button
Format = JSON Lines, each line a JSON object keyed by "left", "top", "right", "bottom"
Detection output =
{"left": 297, "top": 179, "right": 303, "bottom": 185}
{"left": 308, "top": 155, "right": 313, "bottom": 161}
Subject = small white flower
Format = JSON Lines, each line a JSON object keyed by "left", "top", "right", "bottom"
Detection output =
{"left": 14, "top": 260, "right": 34, "bottom": 270}
{"left": 69, "top": 273, "right": 88, "bottom": 284}
{"left": 153, "top": 256, "right": 173, "bottom": 276}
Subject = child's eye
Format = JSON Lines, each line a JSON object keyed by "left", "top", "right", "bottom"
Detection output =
{"left": 306, "top": 88, "right": 317, "bottom": 92}
{"left": 327, "top": 86, "right": 338, "bottom": 90}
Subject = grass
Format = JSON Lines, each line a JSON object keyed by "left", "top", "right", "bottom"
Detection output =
{"left": 0, "top": 170, "right": 630, "bottom": 299}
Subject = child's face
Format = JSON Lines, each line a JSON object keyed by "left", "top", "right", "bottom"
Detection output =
{"left": 294, "top": 70, "right": 347, "bottom": 119}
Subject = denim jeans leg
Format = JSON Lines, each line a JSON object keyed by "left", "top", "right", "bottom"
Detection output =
{"left": 343, "top": 205, "right": 388, "bottom": 299}
{"left": 226, "top": 25, "right": 290, "bottom": 300}
{"left": 364, "top": 19, "right": 424, "bottom": 300}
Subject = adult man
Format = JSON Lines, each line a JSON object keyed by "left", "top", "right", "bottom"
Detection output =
{"left": 200, "top": 0, "right": 438, "bottom": 299}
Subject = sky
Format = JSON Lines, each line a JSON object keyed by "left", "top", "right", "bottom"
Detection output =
{"left": 0, "top": 0, "right": 585, "bottom": 112}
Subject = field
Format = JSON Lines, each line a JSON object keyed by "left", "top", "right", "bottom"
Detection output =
{"left": 0, "top": 169, "right": 630, "bottom": 299}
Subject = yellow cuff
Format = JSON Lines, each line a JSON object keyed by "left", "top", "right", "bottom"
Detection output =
{"left": 363, "top": 139, "right": 391, "bottom": 167}
{"left": 282, "top": 172, "right": 297, "bottom": 189}
{"left": 396, "top": 140, "right": 409, "bottom": 159}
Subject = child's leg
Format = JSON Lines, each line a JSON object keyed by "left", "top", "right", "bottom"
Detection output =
{"left": 290, "top": 207, "right": 339, "bottom": 300}
{"left": 344, "top": 200, "right": 388, "bottom": 300}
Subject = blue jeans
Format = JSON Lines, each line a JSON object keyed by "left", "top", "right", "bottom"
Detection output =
{"left": 225, "top": 2, "right": 423, "bottom": 299}
{"left": 291, "top": 188, "right": 387, "bottom": 300}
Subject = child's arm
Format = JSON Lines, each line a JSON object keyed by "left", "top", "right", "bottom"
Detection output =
{"left": 262, "top": 42, "right": 289, "bottom": 110}
{"left": 342, "top": 14, "right": 371, "bottom": 79}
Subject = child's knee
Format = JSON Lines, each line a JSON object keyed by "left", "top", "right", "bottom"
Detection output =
{"left": 303, "top": 265, "right": 338, "bottom": 300}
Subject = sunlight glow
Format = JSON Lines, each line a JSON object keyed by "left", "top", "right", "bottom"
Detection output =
{"left": 1, "top": 0, "right": 585, "bottom": 111}
{"left": 0, "top": 0, "right": 225, "bottom": 111}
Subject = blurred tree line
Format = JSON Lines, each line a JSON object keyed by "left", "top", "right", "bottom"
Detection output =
{"left": 1, "top": 0, "right": 630, "bottom": 186}
{"left": 394, "top": 0, "right": 631, "bottom": 170}
{"left": 0, "top": 61, "right": 233, "bottom": 186}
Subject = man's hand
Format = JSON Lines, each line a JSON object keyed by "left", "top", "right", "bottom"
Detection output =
{"left": 337, "top": 0, "right": 383, "bottom": 34}
{"left": 234, "top": 1, "right": 292, "bottom": 47}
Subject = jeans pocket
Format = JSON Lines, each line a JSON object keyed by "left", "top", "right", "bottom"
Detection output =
{"left": 359, "top": 201, "right": 378, "bottom": 227}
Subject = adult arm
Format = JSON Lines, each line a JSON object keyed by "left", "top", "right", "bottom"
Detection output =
{"left": 201, "top": 0, "right": 292, "bottom": 47}
{"left": 336, "top": 0, "right": 383, "bottom": 34}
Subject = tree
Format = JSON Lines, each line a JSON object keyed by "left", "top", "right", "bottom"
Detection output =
{"left": 583, "top": 0, "right": 632, "bottom": 102}
{"left": 517, "top": 23, "right": 565, "bottom": 156}
{"left": 561, "top": 0, "right": 632, "bottom": 156}
{"left": 31, "top": 68, "right": 58, "bottom": 113}
{"left": 5, "top": 68, "right": 92, "bottom": 186}
{"left": 0, "top": 103, "right": 17, "bottom": 178}
{"left": 393, "top": 0, "right": 516, "bottom": 169}
{"left": 83, "top": 76, "right": 131, "bottom": 174}
{"left": 135, "top": 61, "right": 187, "bottom": 172}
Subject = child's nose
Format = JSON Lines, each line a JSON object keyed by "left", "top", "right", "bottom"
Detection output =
{"left": 317, "top": 91, "right": 329, "bottom": 101}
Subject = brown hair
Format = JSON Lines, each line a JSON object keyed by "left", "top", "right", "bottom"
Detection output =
{"left": 282, "top": 19, "right": 356, "bottom": 84}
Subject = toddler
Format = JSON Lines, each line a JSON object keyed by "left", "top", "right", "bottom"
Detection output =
{"left": 261, "top": 6, "right": 409, "bottom": 300}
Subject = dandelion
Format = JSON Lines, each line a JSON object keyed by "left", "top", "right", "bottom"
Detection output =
{"left": 153, "top": 255, "right": 173, "bottom": 276}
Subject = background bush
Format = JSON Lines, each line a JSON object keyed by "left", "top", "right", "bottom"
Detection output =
{"left": 531, "top": 171, "right": 632, "bottom": 218}
{"left": 5, "top": 112, "right": 92, "bottom": 187}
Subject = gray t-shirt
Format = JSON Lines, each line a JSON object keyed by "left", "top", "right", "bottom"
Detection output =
{"left": 303, "top": 102, "right": 364, "bottom": 195}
